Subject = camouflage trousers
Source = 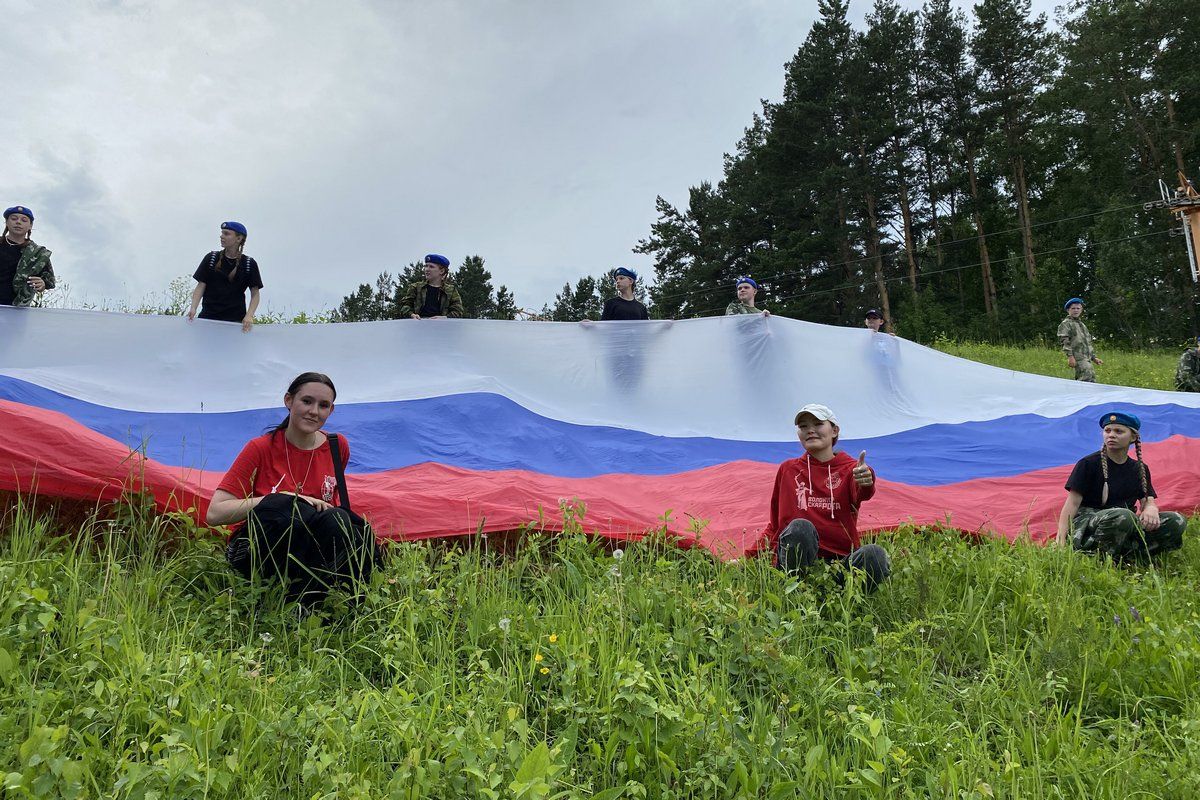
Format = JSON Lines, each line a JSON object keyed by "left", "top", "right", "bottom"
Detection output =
{"left": 1072, "top": 356, "right": 1096, "bottom": 382}
{"left": 1071, "top": 506, "right": 1186, "bottom": 561}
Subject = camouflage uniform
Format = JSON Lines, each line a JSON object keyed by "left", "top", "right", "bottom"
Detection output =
{"left": 1175, "top": 347, "right": 1200, "bottom": 393}
{"left": 1057, "top": 316, "right": 1096, "bottom": 382}
{"left": 1071, "top": 506, "right": 1186, "bottom": 562}
{"left": 397, "top": 279, "right": 465, "bottom": 318}
{"left": 725, "top": 302, "right": 766, "bottom": 315}
{"left": 6, "top": 238, "right": 55, "bottom": 307}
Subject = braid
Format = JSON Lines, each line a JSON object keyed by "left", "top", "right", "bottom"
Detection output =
{"left": 1134, "top": 437, "right": 1148, "bottom": 499}
{"left": 1099, "top": 447, "right": 1109, "bottom": 506}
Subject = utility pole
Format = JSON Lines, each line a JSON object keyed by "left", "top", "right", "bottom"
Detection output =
{"left": 1149, "top": 171, "right": 1200, "bottom": 283}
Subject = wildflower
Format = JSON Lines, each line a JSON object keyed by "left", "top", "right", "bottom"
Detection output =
{"left": 259, "top": 632, "right": 274, "bottom": 644}
{"left": 387, "top": 577, "right": 398, "bottom": 585}
{"left": 247, "top": 669, "right": 260, "bottom": 678}
{"left": 548, "top": 634, "right": 558, "bottom": 643}
{"left": 609, "top": 564, "right": 621, "bottom": 578}
{"left": 1114, "top": 614, "right": 1122, "bottom": 626}
{"left": 540, "top": 666, "right": 550, "bottom": 675}
{"left": 612, "top": 549, "right": 624, "bottom": 561}
{"left": 1130, "top": 606, "right": 1142, "bottom": 623}
{"left": 534, "top": 653, "right": 544, "bottom": 663}
{"left": 266, "top": 676, "right": 277, "bottom": 684}
{"left": 498, "top": 617, "right": 511, "bottom": 633}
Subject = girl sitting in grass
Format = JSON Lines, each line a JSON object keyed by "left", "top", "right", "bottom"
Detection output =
{"left": 759, "top": 403, "right": 890, "bottom": 592}
{"left": 1056, "top": 411, "right": 1186, "bottom": 560}
{"left": 207, "top": 372, "right": 379, "bottom": 605}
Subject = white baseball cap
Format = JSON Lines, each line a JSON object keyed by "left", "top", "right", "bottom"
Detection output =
{"left": 794, "top": 403, "right": 838, "bottom": 426}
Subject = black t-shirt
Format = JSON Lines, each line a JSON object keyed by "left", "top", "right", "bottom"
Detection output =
{"left": 0, "top": 240, "right": 22, "bottom": 305}
{"left": 193, "top": 252, "right": 263, "bottom": 322}
{"left": 419, "top": 285, "right": 444, "bottom": 318}
{"left": 600, "top": 296, "right": 649, "bottom": 321}
{"left": 1065, "top": 451, "right": 1156, "bottom": 510}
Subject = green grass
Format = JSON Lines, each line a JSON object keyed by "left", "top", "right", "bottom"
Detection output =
{"left": 2, "top": 502, "right": 1200, "bottom": 799}
{"left": 2, "top": 343, "right": 1198, "bottom": 798}
{"left": 929, "top": 340, "right": 1181, "bottom": 391}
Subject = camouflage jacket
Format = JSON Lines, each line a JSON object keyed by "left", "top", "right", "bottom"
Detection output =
{"left": 1056, "top": 316, "right": 1094, "bottom": 359}
{"left": 7, "top": 238, "right": 56, "bottom": 306}
{"left": 397, "top": 280, "right": 465, "bottom": 318}
{"left": 725, "top": 302, "right": 766, "bottom": 315}
{"left": 1177, "top": 348, "right": 1200, "bottom": 392}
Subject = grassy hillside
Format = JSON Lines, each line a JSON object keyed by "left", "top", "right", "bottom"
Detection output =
{"left": 2, "top": 343, "right": 1197, "bottom": 799}
{"left": 930, "top": 340, "right": 1182, "bottom": 391}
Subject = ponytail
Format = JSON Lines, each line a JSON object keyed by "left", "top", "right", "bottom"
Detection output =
{"left": 1134, "top": 437, "right": 1148, "bottom": 500}
{"left": 1099, "top": 448, "right": 1108, "bottom": 503}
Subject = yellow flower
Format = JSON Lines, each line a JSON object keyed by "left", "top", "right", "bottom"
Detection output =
{"left": 540, "top": 667, "right": 550, "bottom": 675}
{"left": 548, "top": 634, "right": 558, "bottom": 643}
{"left": 534, "top": 653, "right": 544, "bottom": 663}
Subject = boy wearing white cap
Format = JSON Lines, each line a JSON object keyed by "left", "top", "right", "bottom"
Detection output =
{"left": 760, "top": 403, "right": 890, "bottom": 591}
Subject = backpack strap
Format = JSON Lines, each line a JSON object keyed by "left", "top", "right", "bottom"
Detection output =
{"left": 326, "top": 433, "right": 352, "bottom": 513}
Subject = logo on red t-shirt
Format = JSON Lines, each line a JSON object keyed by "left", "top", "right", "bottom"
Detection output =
{"left": 322, "top": 475, "right": 336, "bottom": 503}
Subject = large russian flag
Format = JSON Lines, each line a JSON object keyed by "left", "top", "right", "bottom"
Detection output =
{"left": 2, "top": 307, "right": 1197, "bottom": 556}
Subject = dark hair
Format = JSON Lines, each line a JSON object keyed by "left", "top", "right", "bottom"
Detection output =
{"left": 1099, "top": 431, "right": 1148, "bottom": 505}
{"left": 221, "top": 233, "right": 247, "bottom": 283}
{"left": 267, "top": 372, "right": 337, "bottom": 437}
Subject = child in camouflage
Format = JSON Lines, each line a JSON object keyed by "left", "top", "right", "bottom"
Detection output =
{"left": 1055, "top": 411, "right": 1186, "bottom": 560}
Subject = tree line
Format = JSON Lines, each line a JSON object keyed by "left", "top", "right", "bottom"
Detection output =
{"left": 335, "top": 0, "right": 1197, "bottom": 345}
{"left": 637, "top": 0, "right": 1198, "bottom": 345}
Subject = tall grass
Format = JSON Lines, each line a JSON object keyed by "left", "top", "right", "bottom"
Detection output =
{"left": 2, "top": 496, "right": 1199, "bottom": 799}
{"left": 930, "top": 340, "right": 1182, "bottom": 391}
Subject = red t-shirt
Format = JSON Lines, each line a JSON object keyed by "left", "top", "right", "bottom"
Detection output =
{"left": 761, "top": 451, "right": 876, "bottom": 558}
{"left": 217, "top": 432, "right": 350, "bottom": 506}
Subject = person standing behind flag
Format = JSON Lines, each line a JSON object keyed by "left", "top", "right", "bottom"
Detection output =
{"left": 397, "top": 254, "right": 465, "bottom": 319}
{"left": 600, "top": 267, "right": 649, "bottom": 320}
{"left": 1, "top": 205, "right": 55, "bottom": 307}
{"left": 1175, "top": 336, "right": 1200, "bottom": 392}
{"left": 187, "top": 221, "right": 263, "bottom": 332}
{"left": 1057, "top": 298, "right": 1102, "bottom": 381}
{"left": 725, "top": 276, "right": 769, "bottom": 315}
{"left": 757, "top": 403, "right": 890, "bottom": 592}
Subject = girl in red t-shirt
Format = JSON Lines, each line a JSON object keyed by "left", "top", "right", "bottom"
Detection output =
{"left": 207, "top": 372, "right": 378, "bottom": 605}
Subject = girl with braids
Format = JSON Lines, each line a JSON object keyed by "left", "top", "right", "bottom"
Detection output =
{"left": 186, "top": 221, "right": 263, "bottom": 332}
{"left": 1055, "top": 411, "right": 1187, "bottom": 560}
{"left": 208, "top": 372, "right": 381, "bottom": 606}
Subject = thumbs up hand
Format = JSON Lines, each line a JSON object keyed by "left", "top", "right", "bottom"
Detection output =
{"left": 852, "top": 450, "right": 874, "bottom": 487}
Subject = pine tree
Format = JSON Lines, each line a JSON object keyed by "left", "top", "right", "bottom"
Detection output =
{"left": 453, "top": 255, "right": 497, "bottom": 319}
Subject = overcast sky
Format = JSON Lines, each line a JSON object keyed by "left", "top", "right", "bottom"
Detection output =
{"left": 4, "top": 0, "right": 1058, "bottom": 317}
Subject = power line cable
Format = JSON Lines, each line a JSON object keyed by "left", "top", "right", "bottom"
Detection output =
{"left": 680, "top": 226, "right": 1174, "bottom": 317}
{"left": 646, "top": 200, "right": 1150, "bottom": 308}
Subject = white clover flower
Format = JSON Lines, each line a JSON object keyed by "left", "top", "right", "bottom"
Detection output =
{"left": 259, "top": 632, "right": 274, "bottom": 644}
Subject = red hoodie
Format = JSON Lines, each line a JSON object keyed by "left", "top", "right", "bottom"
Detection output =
{"left": 761, "top": 451, "right": 876, "bottom": 559}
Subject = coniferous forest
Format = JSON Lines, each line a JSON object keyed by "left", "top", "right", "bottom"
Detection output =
{"left": 332, "top": 0, "right": 1197, "bottom": 347}
{"left": 638, "top": 0, "right": 1198, "bottom": 345}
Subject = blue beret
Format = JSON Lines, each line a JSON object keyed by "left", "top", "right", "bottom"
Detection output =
{"left": 4, "top": 206, "right": 34, "bottom": 222}
{"left": 1064, "top": 297, "right": 1084, "bottom": 309}
{"left": 735, "top": 276, "right": 758, "bottom": 290}
{"left": 613, "top": 267, "right": 638, "bottom": 282}
{"left": 424, "top": 253, "right": 450, "bottom": 268}
{"left": 1099, "top": 411, "right": 1140, "bottom": 431}
{"left": 221, "top": 221, "right": 247, "bottom": 236}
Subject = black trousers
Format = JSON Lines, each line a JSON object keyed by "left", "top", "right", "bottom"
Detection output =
{"left": 226, "top": 493, "right": 379, "bottom": 604}
{"left": 777, "top": 518, "right": 891, "bottom": 593}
